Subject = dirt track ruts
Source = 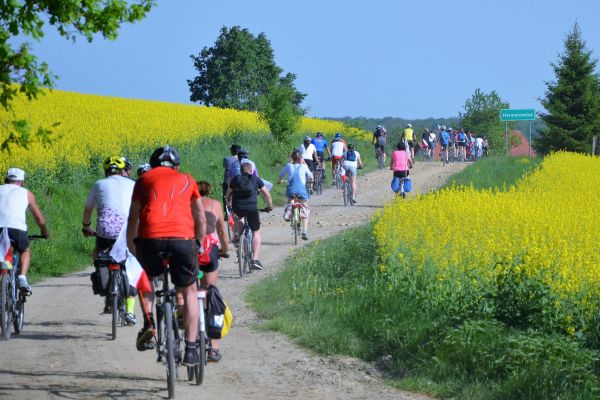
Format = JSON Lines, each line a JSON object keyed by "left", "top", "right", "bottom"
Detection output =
{"left": 0, "top": 161, "right": 466, "bottom": 400}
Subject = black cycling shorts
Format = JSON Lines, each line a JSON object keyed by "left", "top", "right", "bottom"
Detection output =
{"left": 393, "top": 170, "right": 409, "bottom": 178}
{"left": 1, "top": 228, "right": 29, "bottom": 253}
{"left": 304, "top": 159, "right": 314, "bottom": 171}
{"left": 96, "top": 236, "right": 116, "bottom": 251}
{"left": 199, "top": 245, "right": 219, "bottom": 273}
{"left": 233, "top": 208, "right": 261, "bottom": 232}
{"left": 375, "top": 142, "right": 386, "bottom": 152}
{"left": 135, "top": 238, "right": 199, "bottom": 288}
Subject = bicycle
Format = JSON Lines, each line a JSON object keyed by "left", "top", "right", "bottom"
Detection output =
{"left": 313, "top": 161, "right": 325, "bottom": 196}
{"left": 288, "top": 196, "right": 303, "bottom": 245}
{"left": 333, "top": 159, "right": 343, "bottom": 190}
{"left": 153, "top": 253, "right": 184, "bottom": 399}
{"left": 235, "top": 208, "right": 269, "bottom": 277}
{"left": 0, "top": 235, "right": 45, "bottom": 340}
{"left": 342, "top": 174, "right": 353, "bottom": 206}
{"left": 94, "top": 251, "right": 128, "bottom": 340}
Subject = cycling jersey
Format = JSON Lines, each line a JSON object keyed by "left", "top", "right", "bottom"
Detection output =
{"left": 300, "top": 142, "right": 317, "bottom": 160}
{"left": 391, "top": 150, "right": 411, "bottom": 171}
{"left": 311, "top": 138, "right": 328, "bottom": 153}
{"left": 440, "top": 130, "right": 450, "bottom": 145}
{"left": 403, "top": 128, "right": 414, "bottom": 141}
{"left": 132, "top": 167, "right": 201, "bottom": 239}
{"left": 331, "top": 140, "right": 345, "bottom": 157}
{"left": 85, "top": 175, "right": 135, "bottom": 240}
{"left": 0, "top": 184, "right": 28, "bottom": 231}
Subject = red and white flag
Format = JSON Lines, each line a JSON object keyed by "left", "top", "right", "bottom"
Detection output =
{"left": 1, "top": 226, "right": 12, "bottom": 263}
{"left": 110, "top": 224, "right": 152, "bottom": 294}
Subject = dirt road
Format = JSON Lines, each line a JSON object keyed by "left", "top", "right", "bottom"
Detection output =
{"left": 0, "top": 161, "right": 466, "bottom": 400}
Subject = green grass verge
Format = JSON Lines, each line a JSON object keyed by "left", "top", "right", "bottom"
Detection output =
{"left": 247, "top": 156, "right": 600, "bottom": 399}
{"left": 448, "top": 156, "right": 541, "bottom": 190}
{"left": 23, "top": 130, "right": 376, "bottom": 283}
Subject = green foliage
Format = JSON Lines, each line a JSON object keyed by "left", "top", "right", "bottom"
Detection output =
{"left": 188, "top": 26, "right": 305, "bottom": 112}
{"left": 258, "top": 82, "right": 302, "bottom": 143}
{"left": 448, "top": 156, "right": 541, "bottom": 190}
{"left": 460, "top": 88, "right": 510, "bottom": 156}
{"left": 535, "top": 23, "right": 600, "bottom": 155}
{"left": 0, "top": 0, "right": 156, "bottom": 150}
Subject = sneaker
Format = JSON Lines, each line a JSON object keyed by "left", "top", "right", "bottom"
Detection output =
{"left": 183, "top": 346, "right": 200, "bottom": 366}
{"left": 136, "top": 321, "right": 155, "bottom": 351}
{"left": 124, "top": 312, "right": 137, "bottom": 325}
{"left": 351, "top": 198, "right": 358, "bottom": 204}
{"left": 301, "top": 231, "right": 308, "bottom": 241}
{"left": 250, "top": 260, "right": 264, "bottom": 271}
{"left": 17, "top": 275, "right": 32, "bottom": 295}
{"left": 208, "top": 348, "right": 222, "bottom": 363}
{"left": 103, "top": 298, "right": 112, "bottom": 314}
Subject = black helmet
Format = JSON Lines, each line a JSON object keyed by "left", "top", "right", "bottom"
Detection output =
{"left": 237, "top": 148, "right": 249, "bottom": 161}
{"left": 137, "top": 163, "right": 151, "bottom": 177}
{"left": 149, "top": 145, "right": 181, "bottom": 168}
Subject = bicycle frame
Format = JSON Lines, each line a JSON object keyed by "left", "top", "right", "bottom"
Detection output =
{"left": 236, "top": 218, "right": 253, "bottom": 277}
{"left": 289, "top": 197, "right": 303, "bottom": 245}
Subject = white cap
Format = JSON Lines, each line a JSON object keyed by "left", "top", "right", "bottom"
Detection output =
{"left": 6, "top": 167, "right": 25, "bottom": 181}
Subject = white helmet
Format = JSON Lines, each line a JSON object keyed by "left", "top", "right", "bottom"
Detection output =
{"left": 407, "top": 123, "right": 412, "bottom": 128}
{"left": 441, "top": 125, "right": 446, "bottom": 130}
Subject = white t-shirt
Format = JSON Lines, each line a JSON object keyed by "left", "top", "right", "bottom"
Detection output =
{"left": 85, "top": 175, "right": 135, "bottom": 239}
{"left": 299, "top": 143, "right": 317, "bottom": 160}
{"left": 331, "top": 140, "right": 346, "bottom": 157}
{"left": 475, "top": 138, "right": 484, "bottom": 148}
{"left": 0, "top": 184, "right": 29, "bottom": 231}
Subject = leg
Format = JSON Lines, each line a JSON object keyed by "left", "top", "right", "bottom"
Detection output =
{"left": 182, "top": 283, "right": 198, "bottom": 343}
{"left": 351, "top": 175, "right": 357, "bottom": 200}
{"left": 18, "top": 248, "right": 31, "bottom": 276}
{"left": 251, "top": 229, "right": 261, "bottom": 260}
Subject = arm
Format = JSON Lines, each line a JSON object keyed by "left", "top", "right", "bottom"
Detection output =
{"left": 259, "top": 186, "right": 273, "bottom": 210}
{"left": 213, "top": 201, "right": 229, "bottom": 254}
{"left": 225, "top": 185, "right": 233, "bottom": 207}
{"left": 27, "top": 191, "right": 49, "bottom": 238}
{"left": 192, "top": 197, "right": 207, "bottom": 247}
{"left": 82, "top": 205, "right": 95, "bottom": 237}
{"left": 408, "top": 156, "right": 414, "bottom": 169}
{"left": 357, "top": 154, "right": 364, "bottom": 169}
{"left": 126, "top": 199, "right": 141, "bottom": 256}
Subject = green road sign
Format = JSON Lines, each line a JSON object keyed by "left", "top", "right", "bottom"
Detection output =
{"left": 500, "top": 109, "right": 536, "bottom": 121}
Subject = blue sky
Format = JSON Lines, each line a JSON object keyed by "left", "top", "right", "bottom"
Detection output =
{"left": 26, "top": 0, "right": 600, "bottom": 119}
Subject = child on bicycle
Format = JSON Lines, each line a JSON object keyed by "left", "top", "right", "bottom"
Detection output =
{"left": 279, "top": 150, "right": 313, "bottom": 240}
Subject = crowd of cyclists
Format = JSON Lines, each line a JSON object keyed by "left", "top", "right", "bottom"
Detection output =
{"left": 0, "top": 122, "right": 488, "bottom": 377}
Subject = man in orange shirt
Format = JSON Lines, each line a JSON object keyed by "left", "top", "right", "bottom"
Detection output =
{"left": 126, "top": 145, "right": 206, "bottom": 366}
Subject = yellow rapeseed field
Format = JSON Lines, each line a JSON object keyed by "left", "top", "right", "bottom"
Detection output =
{"left": 1, "top": 89, "right": 356, "bottom": 173}
{"left": 374, "top": 152, "right": 600, "bottom": 334}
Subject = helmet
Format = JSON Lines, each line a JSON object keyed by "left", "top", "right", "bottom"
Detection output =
{"left": 407, "top": 123, "right": 412, "bottom": 128}
{"left": 103, "top": 155, "right": 126, "bottom": 174}
{"left": 6, "top": 167, "right": 25, "bottom": 181}
{"left": 149, "top": 145, "right": 181, "bottom": 168}
{"left": 316, "top": 131, "right": 324, "bottom": 138}
{"left": 348, "top": 143, "right": 355, "bottom": 150}
{"left": 137, "top": 163, "right": 151, "bottom": 177}
{"left": 441, "top": 125, "right": 447, "bottom": 130}
{"left": 237, "top": 148, "right": 249, "bottom": 161}
{"left": 376, "top": 125, "right": 382, "bottom": 129}
{"left": 121, "top": 156, "right": 132, "bottom": 172}
{"left": 334, "top": 132, "right": 342, "bottom": 139}
{"left": 303, "top": 135, "right": 311, "bottom": 142}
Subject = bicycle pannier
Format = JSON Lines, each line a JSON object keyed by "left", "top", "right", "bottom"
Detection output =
{"left": 206, "top": 285, "right": 227, "bottom": 339}
{"left": 92, "top": 251, "right": 113, "bottom": 296}
{"left": 403, "top": 177, "right": 412, "bottom": 193}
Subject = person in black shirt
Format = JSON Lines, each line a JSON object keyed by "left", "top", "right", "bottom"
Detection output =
{"left": 226, "top": 163, "right": 273, "bottom": 270}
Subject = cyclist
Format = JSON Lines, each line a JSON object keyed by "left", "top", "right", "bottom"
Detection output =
{"left": 390, "top": 142, "right": 413, "bottom": 194}
{"left": 196, "top": 180, "right": 229, "bottom": 362}
{"left": 299, "top": 135, "right": 318, "bottom": 193}
{"left": 402, "top": 123, "right": 415, "bottom": 159}
{"left": 0, "top": 168, "right": 49, "bottom": 295}
{"left": 311, "top": 132, "right": 331, "bottom": 182}
{"left": 82, "top": 156, "right": 138, "bottom": 324}
{"left": 278, "top": 149, "right": 313, "bottom": 240}
{"left": 126, "top": 145, "right": 207, "bottom": 367}
{"left": 226, "top": 162, "right": 273, "bottom": 271}
{"left": 372, "top": 125, "right": 388, "bottom": 164}
{"left": 457, "top": 128, "right": 467, "bottom": 161}
{"left": 439, "top": 126, "right": 450, "bottom": 163}
{"left": 330, "top": 132, "right": 347, "bottom": 183}
{"left": 342, "top": 144, "right": 364, "bottom": 204}
{"left": 137, "top": 163, "right": 151, "bottom": 178}
{"left": 222, "top": 144, "right": 241, "bottom": 208}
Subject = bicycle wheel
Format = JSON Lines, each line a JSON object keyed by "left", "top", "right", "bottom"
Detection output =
{"left": 13, "top": 296, "right": 24, "bottom": 334}
{"left": 292, "top": 208, "right": 299, "bottom": 245}
{"left": 164, "top": 302, "right": 176, "bottom": 399}
{"left": 343, "top": 183, "right": 349, "bottom": 206}
{"left": 1, "top": 276, "right": 12, "bottom": 340}
{"left": 111, "top": 272, "right": 120, "bottom": 340}
{"left": 194, "top": 330, "right": 206, "bottom": 385}
{"left": 238, "top": 234, "right": 247, "bottom": 278}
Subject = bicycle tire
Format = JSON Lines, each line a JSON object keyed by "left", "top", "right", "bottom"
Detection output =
{"left": 343, "top": 183, "right": 349, "bottom": 206}
{"left": 226, "top": 221, "right": 233, "bottom": 243}
{"left": 195, "top": 330, "right": 206, "bottom": 385}
{"left": 164, "top": 302, "right": 176, "bottom": 399}
{"left": 292, "top": 208, "right": 299, "bottom": 245}
{"left": 111, "top": 272, "right": 120, "bottom": 340}
{"left": 238, "top": 234, "right": 247, "bottom": 278}
{"left": 14, "top": 296, "right": 24, "bottom": 334}
{"left": 1, "top": 276, "right": 11, "bottom": 340}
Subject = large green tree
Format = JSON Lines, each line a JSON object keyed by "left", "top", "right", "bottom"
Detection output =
{"left": 1, "top": 0, "right": 155, "bottom": 151}
{"left": 460, "top": 88, "right": 509, "bottom": 155}
{"left": 535, "top": 23, "right": 600, "bottom": 155}
{"left": 187, "top": 26, "right": 305, "bottom": 112}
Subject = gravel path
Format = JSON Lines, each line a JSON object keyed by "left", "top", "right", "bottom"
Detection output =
{"left": 0, "top": 160, "right": 466, "bottom": 400}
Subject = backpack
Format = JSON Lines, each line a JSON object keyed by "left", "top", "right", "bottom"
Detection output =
{"left": 206, "top": 285, "right": 227, "bottom": 339}
{"left": 345, "top": 150, "right": 357, "bottom": 162}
